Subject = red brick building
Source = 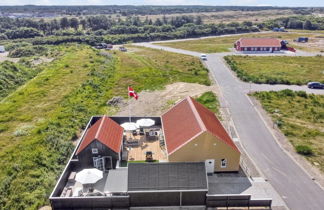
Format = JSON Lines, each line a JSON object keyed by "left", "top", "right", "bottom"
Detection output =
{"left": 235, "top": 38, "right": 282, "bottom": 52}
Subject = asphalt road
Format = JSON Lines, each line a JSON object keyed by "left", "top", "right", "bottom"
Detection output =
{"left": 134, "top": 42, "right": 324, "bottom": 210}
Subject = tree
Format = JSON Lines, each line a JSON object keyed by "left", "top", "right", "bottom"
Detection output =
{"left": 154, "top": 18, "right": 163, "bottom": 26}
{"left": 70, "top": 18, "right": 79, "bottom": 31}
{"left": 195, "top": 16, "right": 203, "bottom": 25}
{"left": 80, "top": 19, "right": 87, "bottom": 30}
{"left": 303, "top": 20, "right": 312, "bottom": 30}
{"left": 162, "top": 15, "right": 168, "bottom": 24}
{"left": 60, "top": 17, "right": 69, "bottom": 29}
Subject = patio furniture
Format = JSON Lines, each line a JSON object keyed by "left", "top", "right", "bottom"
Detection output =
{"left": 75, "top": 169, "right": 103, "bottom": 192}
{"left": 139, "top": 128, "right": 145, "bottom": 135}
{"left": 136, "top": 119, "right": 155, "bottom": 127}
{"left": 121, "top": 122, "right": 138, "bottom": 131}
{"left": 68, "top": 171, "right": 76, "bottom": 182}
{"left": 72, "top": 187, "right": 83, "bottom": 197}
{"left": 65, "top": 188, "right": 73, "bottom": 197}
{"left": 126, "top": 140, "right": 139, "bottom": 147}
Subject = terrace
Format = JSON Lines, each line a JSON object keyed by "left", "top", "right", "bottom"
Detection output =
{"left": 123, "top": 125, "right": 168, "bottom": 162}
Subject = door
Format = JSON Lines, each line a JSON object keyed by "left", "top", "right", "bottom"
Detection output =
{"left": 205, "top": 159, "right": 215, "bottom": 174}
{"left": 93, "top": 157, "right": 104, "bottom": 171}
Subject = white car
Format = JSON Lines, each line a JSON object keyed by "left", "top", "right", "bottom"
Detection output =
{"left": 200, "top": 54, "right": 207, "bottom": 60}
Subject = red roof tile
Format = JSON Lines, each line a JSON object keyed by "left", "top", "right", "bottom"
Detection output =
{"left": 162, "top": 97, "right": 239, "bottom": 155}
{"left": 238, "top": 38, "right": 281, "bottom": 47}
{"left": 76, "top": 116, "right": 124, "bottom": 154}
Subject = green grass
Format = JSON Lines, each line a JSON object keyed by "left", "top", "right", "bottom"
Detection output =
{"left": 0, "top": 45, "right": 210, "bottom": 209}
{"left": 225, "top": 55, "right": 324, "bottom": 85}
{"left": 0, "top": 61, "right": 41, "bottom": 100}
{"left": 154, "top": 32, "right": 322, "bottom": 53}
{"left": 253, "top": 90, "right": 324, "bottom": 172}
{"left": 196, "top": 91, "right": 220, "bottom": 114}
{"left": 112, "top": 46, "right": 210, "bottom": 95}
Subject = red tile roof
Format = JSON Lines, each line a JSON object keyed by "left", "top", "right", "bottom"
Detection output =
{"left": 238, "top": 38, "right": 281, "bottom": 47}
{"left": 76, "top": 116, "right": 124, "bottom": 154}
{"left": 162, "top": 97, "right": 239, "bottom": 155}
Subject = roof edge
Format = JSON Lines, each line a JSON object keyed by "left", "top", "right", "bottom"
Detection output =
{"left": 188, "top": 96, "right": 206, "bottom": 131}
{"left": 95, "top": 115, "right": 106, "bottom": 139}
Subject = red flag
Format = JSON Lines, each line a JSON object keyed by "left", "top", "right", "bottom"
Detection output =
{"left": 128, "top": 86, "right": 138, "bottom": 100}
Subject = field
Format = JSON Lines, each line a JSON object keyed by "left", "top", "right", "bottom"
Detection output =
{"left": 137, "top": 9, "right": 296, "bottom": 24}
{"left": 154, "top": 32, "right": 324, "bottom": 53}
{"left": 224, "top": 55, "right": 324, "bottom": 85}
{"left": 0, "top": 44, "right": 210, "bottom": 209}
{"left": 253, "top": 90, "right": 324, "bottom": 172}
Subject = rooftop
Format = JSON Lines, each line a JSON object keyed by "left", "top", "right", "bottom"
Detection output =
{"left": 76, "top": 116, "right": 124, "bottom": 154}
{"left": 128, "top": 162, "right": 208, "bottom": 192}
{"left": 162, "top": 96, "right": 239, "bottom": 155}
{"left": 238, "top": 38, "right": 281, "bottom": 47}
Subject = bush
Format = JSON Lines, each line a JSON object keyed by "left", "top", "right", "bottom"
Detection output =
{"left": 295, "top": 145, "right": 313, "bottom": 156}
{"left": 9, "top": 46, "right": 48, "bottom": 58}
{"left": 196, "top": 91, "right": 220, "bottom": 114}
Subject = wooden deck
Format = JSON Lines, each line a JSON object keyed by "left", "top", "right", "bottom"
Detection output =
{"left": 125, "top": 131, "right": 167, "bottom": 161}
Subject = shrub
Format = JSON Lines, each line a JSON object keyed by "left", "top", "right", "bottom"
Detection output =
{"left": 295, "top": 145, "right": 313, "bottom": 156}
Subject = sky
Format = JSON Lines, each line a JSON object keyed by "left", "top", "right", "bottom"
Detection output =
{"left": 0, "top": 0, "right": 323, "bottom": 7}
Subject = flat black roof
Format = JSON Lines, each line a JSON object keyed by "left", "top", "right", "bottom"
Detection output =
{"left": 128, "top": 162, "right": 207, "bottom": 192}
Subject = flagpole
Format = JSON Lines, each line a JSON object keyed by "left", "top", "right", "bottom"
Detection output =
{"left": 128, "top": 86, "right": 131, "bottom": 123}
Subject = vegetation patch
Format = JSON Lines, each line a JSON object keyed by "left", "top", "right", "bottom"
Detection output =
{"left": 196, "top": 91, "right": 220, "bottom": 114}
{"left": 9, "top": 45, "right": 48, "bottom": 58}
{"left": 112, "top": 46, "right": 210, "bottom": 96}
{"left": 225, "top": 55, "right": 324, "bottom": 85}
{"left": 0, "top": 61, "right": 41, "bottom": 100}
{"left": 252, "top": 90, "right": 324, "bottom": 172}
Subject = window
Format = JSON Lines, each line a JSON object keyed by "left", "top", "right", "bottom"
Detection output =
{"left": 92, "top": 148, "right": 98, "bottom": 154}
{"left": 221, "top": 159, "right": 227, "bottom": 168}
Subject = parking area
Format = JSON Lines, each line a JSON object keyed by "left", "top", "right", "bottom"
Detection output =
{"left": 208, "top": 170, "right": 287, "bottom": 208}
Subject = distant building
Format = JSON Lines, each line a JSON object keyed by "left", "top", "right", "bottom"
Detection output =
{"left": 162, "top": 96, "right": 240, "bottom": 172}
{"left": 235, "top": 38, "right": 282, "bottom": 53}
{"left": 0, "top": 46, "right": 5, "bottom": 53}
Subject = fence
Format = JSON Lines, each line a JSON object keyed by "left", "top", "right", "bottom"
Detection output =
{"left": 206, "top": 194, "right": 272, "bottom": 208}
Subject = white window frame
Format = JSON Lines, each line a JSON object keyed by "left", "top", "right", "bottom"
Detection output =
{"left": 92, "top": 148, "right": 98, "bottom": 154}
{"left": 221, "top": 158, "right": 227, "bottom": 168}
{"left": 93, "top": 157, "right": 99, "bottom": 168}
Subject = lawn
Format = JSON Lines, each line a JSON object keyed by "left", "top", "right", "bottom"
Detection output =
{"left": 154, "top": 32, "right": 322, "bottom": 53}
{"left": 224, "top": 55, "right": 324, "bottom": 85}
{"left": 252, "top": 90, "right": 324, "bottom": 172}
{"left": 0, "top": 45, "right": 210, "bottom": 209}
